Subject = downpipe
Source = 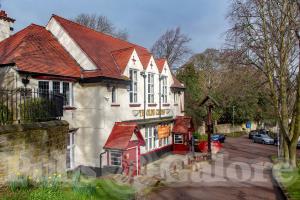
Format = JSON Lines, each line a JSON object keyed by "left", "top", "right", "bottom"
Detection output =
{"left": 99, "top": 151, "right": 107, "bottom": 176}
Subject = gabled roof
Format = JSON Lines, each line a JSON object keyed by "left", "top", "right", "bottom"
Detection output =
{"left": 52, "top": 15, "right": 152, "bottom": 76}
{"left": 172, "top": 116, "right": 195, "bottom": 134}
{"left": 0, "top": 24, "right": 81, "bottom": 78}
{"left": 139, "top": 54, "right": 152, "bottom": 70}
{"left": 155, "top": 58, "right": 166, "bottom": 73}
{"left": 104, "top": 122, "right": 145, "bottom": 150}
{"left": 111, "top": 47, "right": 134, "bottom": 73}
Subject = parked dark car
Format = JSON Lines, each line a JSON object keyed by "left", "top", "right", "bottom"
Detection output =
{"left": 253, "top": 134, "right": 274, "bottom": 145}
{"left": 248, "top": 130, "right": 258, "bottom": 139}
{"left": 258, "top": 129, "right": 269, "bottom": 135}
{"left": 211, "top": 134, "right": 226, "bottom": 143}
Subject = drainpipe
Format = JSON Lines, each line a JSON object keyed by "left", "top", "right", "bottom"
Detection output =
{"left": 159, "top": 75, "right": 162, "bottom": 119}
{"left": 99, "top": 151, "right": 107, "bottom": 177}
{"left": 141, "top": 71, "right": 147, "bottom": 120}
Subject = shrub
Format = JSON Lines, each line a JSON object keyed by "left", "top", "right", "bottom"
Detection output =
{"left": 19, "top": 98, "right": 53, "bottom": 122}
{"left": 0, "top": 103, "right": 12, "bottom": 124}
{"left": 193, "top": 132, "right": 208, "bottom": 141}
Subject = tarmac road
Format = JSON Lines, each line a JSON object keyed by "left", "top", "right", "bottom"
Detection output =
{"left": 146, "top": 135, "right": 288, "bottom": 200}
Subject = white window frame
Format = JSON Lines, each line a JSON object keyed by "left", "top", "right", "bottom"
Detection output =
{"left": 38, "top": 80, "right": 73, "bottom": 107}
{"left": 174, "top": 134, "right": 183, "bottom": 144}
{"left": 145, "top": 126, "right": 158, "bottom": 151}
{"left": 67, "top": 131, "right": 76, "bottom": 170}
{"left": 110, "top": 150, "right": 122, "bottom": 166}
{"left": 174, "top": 92, "right": 178, "bottom": 104}
{"left": 129, "top": 69, "right": 138, "bottom": 103}
{"left": 161, "top": 76, "right": 168, "bottom": 104}
{"left": 148, "top": 73, "right": 154, "bottom": 103}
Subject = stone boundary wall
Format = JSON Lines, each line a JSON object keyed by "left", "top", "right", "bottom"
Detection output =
{"left": 198, "top": 122, "right": 259, "bottom": 134}
{"left": 0, "top": 120, "right": 69, "bottom": 185}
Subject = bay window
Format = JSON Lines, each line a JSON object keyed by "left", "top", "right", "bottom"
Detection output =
{"left": 148, "top": 73, "right": 154, "bottom": 103}
{"left": 38, "top": 80, "right": 73, "bottom": 106}
{"left": 129, "top": 69, "right": 138, "bottom": 103}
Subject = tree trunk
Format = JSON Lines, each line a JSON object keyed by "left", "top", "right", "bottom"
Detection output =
{"left": 289, "top": 141, "right": 297, "bottom": 168}
{"left": 283, "top": 138, "right": 290, "bottom": 163}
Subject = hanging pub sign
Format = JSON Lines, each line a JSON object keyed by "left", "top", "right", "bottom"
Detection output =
{"left": 157, "top": 125, "right": 171, "bottom": 139}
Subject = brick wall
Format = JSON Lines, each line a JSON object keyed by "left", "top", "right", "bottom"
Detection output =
{"left": 0, "top": 120, "right": 69, "bottom": 185}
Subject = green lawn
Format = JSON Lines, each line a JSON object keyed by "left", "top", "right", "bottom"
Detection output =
{"left": 0, "top": 175, "right": 135, "bottom": 200}
{"left": 275, "top": 166, "right": 300, "bottom": 200}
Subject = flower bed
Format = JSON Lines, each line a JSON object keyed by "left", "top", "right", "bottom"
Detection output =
{"left": 0, "top": 172, "right": 135, "bottom": 200}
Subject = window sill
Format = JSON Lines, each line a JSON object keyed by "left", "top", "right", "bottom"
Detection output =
{"left": 63, "top": 106, "right": 77, "bottom": 110}
{"left": 162, "top": 103, "right": 170, "bottom": 107}
{"left": 147, "top": 103, "right": 157, "bottom": 107}
{"left": 111, "top": 104, "right": 120, "bottom": 107}
{"left": 129, "top": 103, "right": 141, "bottom": 107}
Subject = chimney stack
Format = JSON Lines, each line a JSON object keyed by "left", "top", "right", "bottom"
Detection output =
{"left": 0, "top": 10, "right": 15, "bottom": 42}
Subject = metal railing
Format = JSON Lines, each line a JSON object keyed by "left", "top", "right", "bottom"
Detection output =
{"left": 0, "top": 88, "right": 64, "bottom": 125}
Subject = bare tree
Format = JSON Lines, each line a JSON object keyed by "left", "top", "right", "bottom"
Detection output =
{"left": 227, "top": 0, "right": 300, "bottom": 167}
{"left": 151, "top": 27, "right": 191, "bottom": 69}
{"left": 74, "top": 14, "right": 128, "bottom": 40}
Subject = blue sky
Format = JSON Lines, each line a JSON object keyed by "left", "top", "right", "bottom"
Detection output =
{"left": 1, "top": 0, "right": 230, "bottom": 54}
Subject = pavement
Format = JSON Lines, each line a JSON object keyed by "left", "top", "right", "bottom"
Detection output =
{"left": 145, "top": 135, "right": 290, "bottom": 200}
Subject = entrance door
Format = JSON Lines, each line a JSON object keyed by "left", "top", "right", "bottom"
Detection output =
{"left": 122, "top": 145, "right": 140, "bottom": 176}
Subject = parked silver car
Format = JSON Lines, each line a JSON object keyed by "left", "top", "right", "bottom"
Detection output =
{"left": 253, "top": 134, "right": 274, "bottom": 145}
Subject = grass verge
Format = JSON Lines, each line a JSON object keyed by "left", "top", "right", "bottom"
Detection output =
{"left": 273, "top": 163, "right": 300, "bottom": 200}
{"left": 0, "top": 175, "right": 135, "bottom": 200}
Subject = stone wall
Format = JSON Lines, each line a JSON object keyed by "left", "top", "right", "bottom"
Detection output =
{"left": 198, "top": 122, "right": 258, "bottom": 134}
{"left": 0, "top": 120, "right": 69, "bottom": 185}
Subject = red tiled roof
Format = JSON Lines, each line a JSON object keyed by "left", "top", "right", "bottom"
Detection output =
{"left": 0, "top": 10, "right": 15, "bottom": 22}
{"left": 139, "top": 54, "right": 152, "bottom": 70}
{"left": 52, "top": 15, "right": 152, "bottom": 76}
{"left": 155, "top": 58, "right": 166, "bottom": 73}
{"left": 0, "top": 24, "right": 81, "bottom": 78}
{"left": 173, "top": 116, "right": 195, "bottom": 134}
{"left": 111, "top": 47, "right": 134, "bottom": 73}
{"left": 104, "top": 122, "right": 145, "bottom": 150}
{"left": 171, "top": 74, "right": 185, "bottom": 89}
